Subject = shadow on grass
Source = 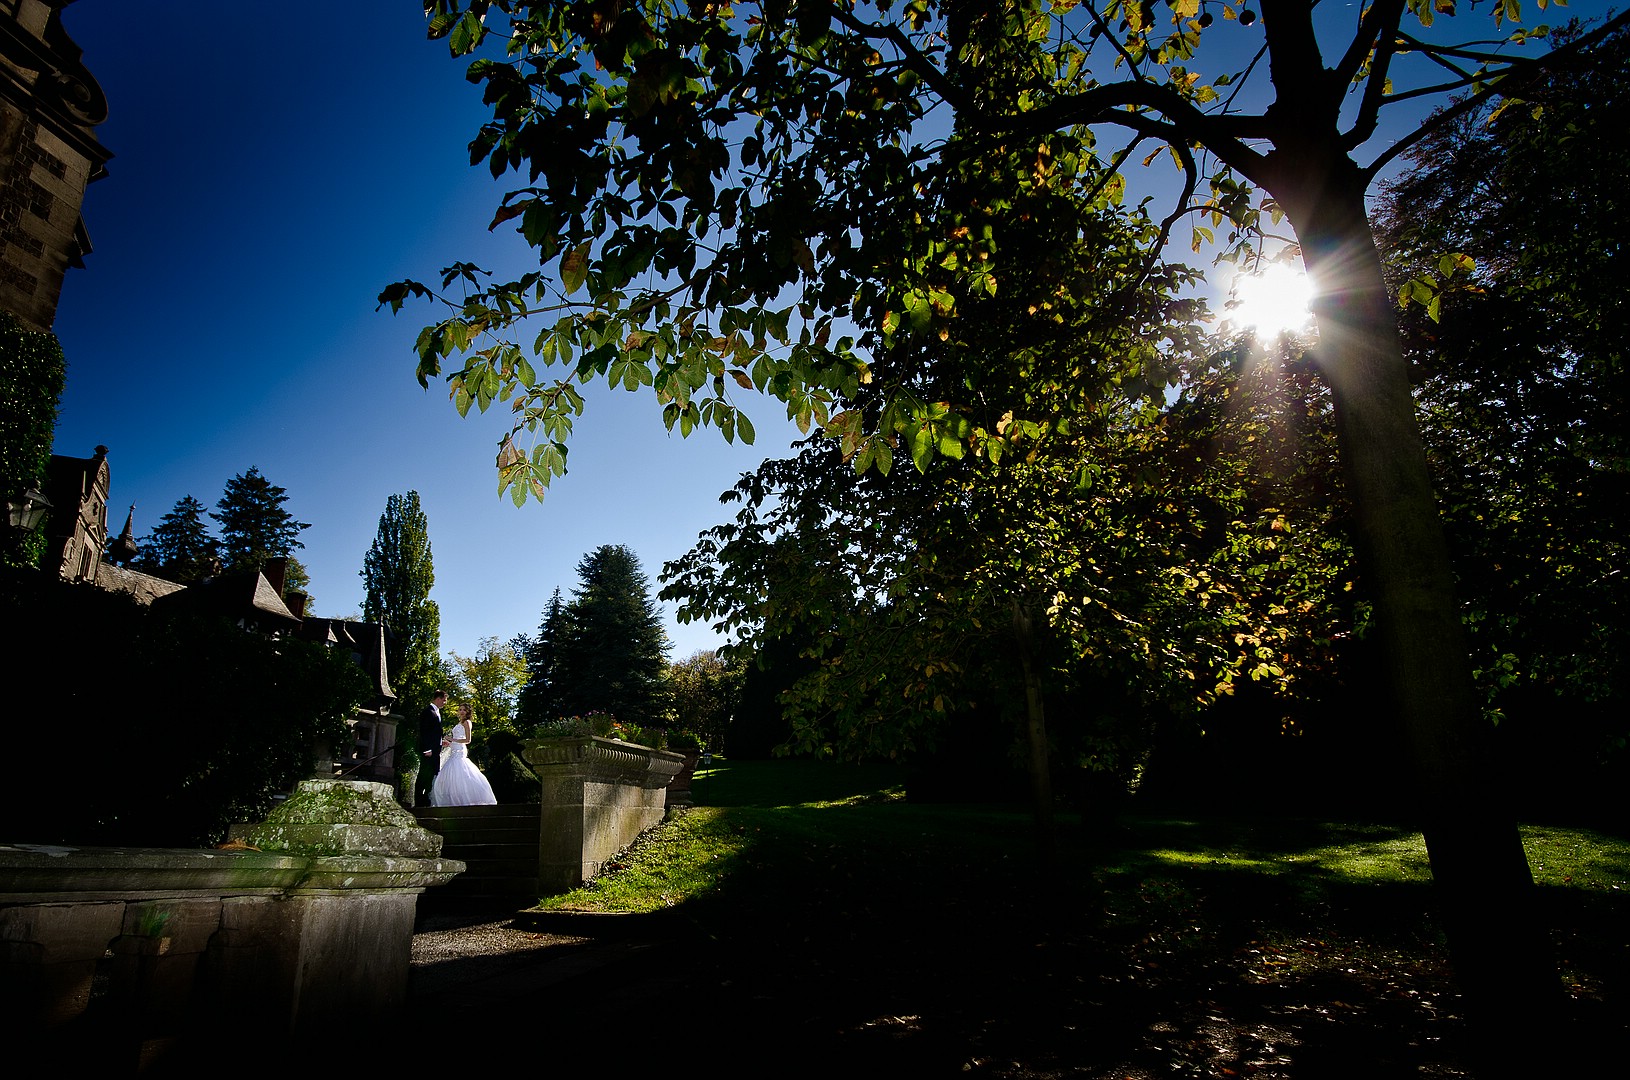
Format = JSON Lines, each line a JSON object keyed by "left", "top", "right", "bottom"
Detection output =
{"left": 519, "top": 762, "right": 1627, "bottom": 1076}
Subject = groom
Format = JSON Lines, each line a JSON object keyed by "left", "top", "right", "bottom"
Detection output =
{"left": 414, "top": 689, "right": 449, "bottom": 806}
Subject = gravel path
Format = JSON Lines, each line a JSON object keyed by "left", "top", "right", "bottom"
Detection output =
{"left": 408, "top": 911, "right": 675, "bottom": 1010}
{"left": 410, "top": 913, "right": 587, "bottom": 966}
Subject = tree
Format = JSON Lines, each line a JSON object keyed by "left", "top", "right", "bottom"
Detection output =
{"left": 392, "top": 0, "right": 1630, "bottom": 1047}
{"left": 132, "top": 494, "right": 220, "bottom": 584}
{"left": 449, "top": 635, "right": 528, "bottom": 733}
{"left": 212, "top": 466, "right": 309, "bottom": 577}
{"left": 660, "top": 81, "right": 1334, "bottom": 836}
{"left": 665, "top": 649, "right": 745, "bottom": 751}
{"left": 555, "top": 545, "right": 670, "bottom": 727}
{"left": 1, "top": 569, "right": 366, "bottom": 846}
{"left": 1374, "top": 22, "right": 1630, "bottom": 809}
{"left": 515, "top": 587, "right": 569, "bottom": 725}
{"left": 361, "top": 491, "right": 442, "bottom": 717}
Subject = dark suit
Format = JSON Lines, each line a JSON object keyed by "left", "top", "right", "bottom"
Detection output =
{"left": 414, "top": 702, "right": 445, "bottom": 805}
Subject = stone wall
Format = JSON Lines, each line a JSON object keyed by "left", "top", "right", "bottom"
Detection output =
{"left": 522, "top": 736, "right": 685, "bottom": 894}
{"left": 0, "top": 780, "right": 462, "bottom": 1067}
{"left": 0, "top": 0, "right": 111, "bottom": 331}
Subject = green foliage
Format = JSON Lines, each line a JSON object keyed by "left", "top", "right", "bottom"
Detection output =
{"left": 211, "top": 466, "right": 310, "bottom": 575}
{"left": 549, "top": 545, "right": 671, "bottom": 726}
{"left": 131, "top": 494, "right": 220, "bottom": 584}
{"left": 657, "top": 92, "right": 1341, "bottom": 787}
{"left": 0, "top": 569, "right": 368, "bottom": 846}
{"left": 666, "top": 729, "right": 705, "bottom": 752}
{"left": 479, "top": 724, "right": 540, "bottom": 803}
{"left": 125, "top": 484, "right": 309, "bottom": 602}
{"left": 0, "top": 312, "right": 66, "bottom": 570}
{"left": 361, "top": 490, "right": 442, "bottom": 713}
{"left": 1375, "top": 23, "right": 1630, "bottom": 785}
{"left": 514, "top": 587, "right": 566, "bottom": 724}
{"left": 450, "top": 634, "right": 528, "bottom": 737}
{"left": 663, "top": 648, "right": 742, "bottom": 752}
{"left": 521, "top": 709, "right": 664, "bottom": 748}
{"left": 391, "top": 1, "right": 1609, "bottom": 498}
{"left": 526, "top": 710, "right": 620, "bottom": 740}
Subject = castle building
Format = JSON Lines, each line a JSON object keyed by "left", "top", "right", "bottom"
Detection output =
{"left": 0, "top": 0, "right": 110, "bottom": 332}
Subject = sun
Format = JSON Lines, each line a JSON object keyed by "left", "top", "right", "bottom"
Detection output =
{"left": 1227, "top": 263, "right": 1315, "bottom": 338}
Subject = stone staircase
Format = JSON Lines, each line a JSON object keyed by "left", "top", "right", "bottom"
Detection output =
{"left": 413, "top": 803, "right": 543, "bottom": 909}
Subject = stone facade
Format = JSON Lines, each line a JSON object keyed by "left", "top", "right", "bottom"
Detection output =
{"left": 39, "top": 440, "right": 108, "bottom": 583}
{"left": 0, "top": 0, "right": 111, "bottom": 332}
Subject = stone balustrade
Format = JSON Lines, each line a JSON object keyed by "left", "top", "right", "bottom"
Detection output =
{"left": 522, "top": 736, "right": 686, "bottom": 894}
{"left": 0, "top": 780, "right": 462, "bottom": 1067}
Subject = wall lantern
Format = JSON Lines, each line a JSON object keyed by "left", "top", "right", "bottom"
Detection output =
{"left": 7, "top": 487, "right": 52, "bottom": 539}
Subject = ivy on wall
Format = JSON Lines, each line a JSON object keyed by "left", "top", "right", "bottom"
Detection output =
{"left": 0, "top": 310, "right": 66, "bottom": 568}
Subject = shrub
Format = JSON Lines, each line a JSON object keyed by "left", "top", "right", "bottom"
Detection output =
{"left": 0, "top": 569, "right": 367, "bottom": 846}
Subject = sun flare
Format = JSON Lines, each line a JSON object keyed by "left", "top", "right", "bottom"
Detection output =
{"left": 1228, "top": 263, "right": 1315, "bottom": 338}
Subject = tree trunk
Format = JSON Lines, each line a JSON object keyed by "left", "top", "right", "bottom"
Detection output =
{"left": 1010, "top": 597, "right": 1056, "bottom": 859}
{"left": 1277, "top": 163, "right": 1561, "bottom": 1057}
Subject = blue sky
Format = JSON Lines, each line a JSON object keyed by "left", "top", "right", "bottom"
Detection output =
{"left": 49, "top": 1, "right": 808, "bottom": 665}
{"left": 47, "top": 1, "right": 1613, "bottom": 670}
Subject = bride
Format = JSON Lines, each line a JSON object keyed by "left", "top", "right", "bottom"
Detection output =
{"left": 430, "top": 703, "right": 498, "bottom": 806}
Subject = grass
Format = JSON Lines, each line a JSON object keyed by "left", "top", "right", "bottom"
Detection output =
{"left": 517, "top": 758, "right": 1627, "bottom": 1075}
{"left": 533, "top": 756, "right": 1073, "bottom": 914}
{"left": 534, "top": 758, "right": 1629, "bottom": 915}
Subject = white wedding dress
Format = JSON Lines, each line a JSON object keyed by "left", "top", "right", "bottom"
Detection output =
{"left": 430, "top": 723, "right": 497, "bottom": 806}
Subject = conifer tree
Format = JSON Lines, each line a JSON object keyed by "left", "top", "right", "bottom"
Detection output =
{"left": 211, "top": 466, "right": 309, "bottom": 576}
{"left": 556, "top": 546, "right": 669, "bottom": 727}
{"left": 515, "top": 587, "right": 569, "bottom": 725}
{"left": 361, "top": 491, "right": 441, "bottom": 713}
{"left": 133, "top": 495, "right": 219, "bottom": 584}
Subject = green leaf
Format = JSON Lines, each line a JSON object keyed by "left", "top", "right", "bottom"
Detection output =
{"left": 561, "top": 242, "right": 592, "bottom": 296}
{"left": 448, "top": 11, "right": 484, "bottom": 56}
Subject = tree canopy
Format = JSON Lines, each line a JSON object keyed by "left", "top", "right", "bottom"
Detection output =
{"left": 391, "top": 0, "right": 1630, "bottom": 1049}
{"left": 449, "top": 634, "right": 529, "bottom": 731}
{"left": 132, "top": 494, "right": 220, "bottom": 585}
{"left": 212, "top": 465, "right": 310, "bottom": 582}
{"left": 546, "top": 544, "right": 671, "bottom": 727}
{"left": 1375, "top": 20, "right": 1630, "bottom": 804}
{"left": 515, "top": 586, "right": 567, "bottom": 724}
{"left": 664, "top": 649, "right": 743, "bottom": 750}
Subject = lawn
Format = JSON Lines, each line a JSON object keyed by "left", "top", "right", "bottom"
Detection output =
{"left": 526, "top": 758, "right": 1628, "bottom": 1076}
{"left": 536, "top": 757, "right": 1627, "bottom": 912}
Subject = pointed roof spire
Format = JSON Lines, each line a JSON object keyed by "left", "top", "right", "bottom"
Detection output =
{"left": 107, "top": 502, "right": 138, "bottom": 565}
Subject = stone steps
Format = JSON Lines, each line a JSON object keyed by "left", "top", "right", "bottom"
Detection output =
{"left": 414, "top": 804, "right": 543, "bottom": 908}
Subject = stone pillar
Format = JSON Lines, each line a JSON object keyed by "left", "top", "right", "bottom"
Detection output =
{"left": 522, "top": 737, "right": 685, "bottom": 894}
{"left": 3, "top": 786, "right": 461, "bottom": 1064}
{"left": 227, "top": 779, "right": 461, "bottom": 1038}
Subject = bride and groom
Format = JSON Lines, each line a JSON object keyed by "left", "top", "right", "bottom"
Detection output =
{"left": 415, "top": 690, "right": 497, "bottom": 807}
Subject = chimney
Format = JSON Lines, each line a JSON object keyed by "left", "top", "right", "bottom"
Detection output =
{"left": 263, "top": 556, "right": 287, "bottom": 596}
